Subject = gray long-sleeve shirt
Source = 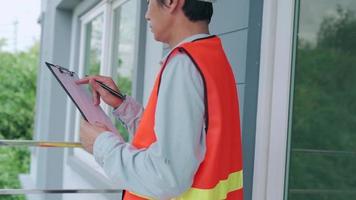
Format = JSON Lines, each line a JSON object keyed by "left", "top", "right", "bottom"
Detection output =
{"left": 93, "top": 34, "right": 209, "bottom": 199}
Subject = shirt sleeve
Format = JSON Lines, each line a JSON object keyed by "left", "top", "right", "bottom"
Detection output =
{"left": 112, "top": 96, "right": 144, "bottom": 137}
{"left": 93, "top": 54, "right": 206, "bottom": 199}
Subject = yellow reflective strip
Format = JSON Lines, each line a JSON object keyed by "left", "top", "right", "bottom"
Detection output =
{"left": 173, "top": 170, "right": 243, "bottom": 200}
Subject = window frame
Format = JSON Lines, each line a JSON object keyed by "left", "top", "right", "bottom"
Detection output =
{"left": 64, "top": 0, "right": 145, "bottom": 186}
{"left": 72, "top": 1, "right": 109, "bottom": 176}
{"left": 252, "top": 0, "right": 296, "bottom": 199}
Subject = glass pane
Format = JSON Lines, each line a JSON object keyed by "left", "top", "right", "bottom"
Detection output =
{"left": 289, "top": 193, "right": 356, "bottom": 200}
{"left": 84, "top": 14, "right": 104, "bottom": 76}
{"left": 74, "top": 13, "right": 104, "bottom": 143}
{"left": 111, "top": 0, "right": 138, "bottom": 141}
{"left": 287, "top": 0, "right": 356, "bottom": 199}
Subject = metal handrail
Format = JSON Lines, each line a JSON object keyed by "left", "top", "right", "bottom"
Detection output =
{"left": 0, "top": 139, "right": 113, "bottom": 195}
{"left": 0, "top": 140, "right": 82, "bottom": 148}
{"left": 0, "top": 189, "right": 121, "bottom": 195}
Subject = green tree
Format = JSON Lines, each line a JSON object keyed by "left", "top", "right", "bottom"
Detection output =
{"left": 0, "top": 43, "right": 38, "bottom": 140}
{"left": 317, "top": 6, "right": 356, "bottom": 55}
{"left": 0, "top": 41, "right": 39, "bottom": 200}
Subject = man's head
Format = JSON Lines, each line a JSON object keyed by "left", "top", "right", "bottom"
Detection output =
{"left": 156, "top": 0, "right": 213, "bottom": 23}
{"left": 145, "top": 0, "right": 214, "bottom": 45}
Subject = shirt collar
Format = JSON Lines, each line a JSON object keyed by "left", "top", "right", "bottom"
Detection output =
{"left": 160, "top": 33, "right": 211, "bottom": 63}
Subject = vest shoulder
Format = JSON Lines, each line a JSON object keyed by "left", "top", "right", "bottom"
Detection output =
{"left": 178, "top": 36, "right": 223, "bottom": 54}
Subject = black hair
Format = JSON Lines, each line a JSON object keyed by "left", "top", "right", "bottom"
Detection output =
{"left": 156, "top": 0, "right": 213, "bottom": 23}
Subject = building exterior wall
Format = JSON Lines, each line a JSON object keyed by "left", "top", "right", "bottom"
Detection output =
{"left": 20, "top": 1, "right": 75, "bottom": 199}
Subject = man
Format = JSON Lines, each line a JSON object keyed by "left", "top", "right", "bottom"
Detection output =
{"left": 77, "top": 0, "right": 243, "bottom": 199}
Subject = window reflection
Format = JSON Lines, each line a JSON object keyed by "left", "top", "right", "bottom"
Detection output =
{"left": 111, "top": 0, "right": 138, "bottom": 141}
{"left": 75, "top": 14, "right": 104, "bottom": 144}
{"left": 84, "top": 14, "right": 103, "bottom": 76}
{"left": 287, "top": 1, "right": 356, "bottom": 199}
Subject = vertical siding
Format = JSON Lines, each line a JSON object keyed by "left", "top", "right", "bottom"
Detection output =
{"left": 210, "top": 0, "right": 249, "bottom": 33}
{"left": 210, "top": 0, "right": 249, "bottom": 118}
{"left": 243, "top": 0, "right": 264, "bottom": 199}
{"left": 210, "top": 0, "right": 264, "bottom": 199}
{"left": 27, "top": 0, "right": 74, "bottom": 199}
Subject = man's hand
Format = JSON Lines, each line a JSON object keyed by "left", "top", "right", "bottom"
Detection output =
{"left": 80, "top": 119, "right": 110, "bottom": 154}
{"left": 76, "top": 75, "right": 123, "bottom": 108}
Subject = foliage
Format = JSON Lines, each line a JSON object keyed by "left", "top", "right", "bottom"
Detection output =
{"left": 317, "top": 6, "right": 356, "bottom": 55}
{"left": 0, "top": 41, "right": 39, "bottom": 200}
{"left": 0, "top": 148, "right": 29, "bottom": 200}
{"left": 87, "top": 48, "right": 100, "bottom": 75}
{"left": 0, "top": 43, "right": 39, "bottom": 140}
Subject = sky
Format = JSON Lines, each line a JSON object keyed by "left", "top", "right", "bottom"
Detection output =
{"left": 298, "top": 0, "right": 356, "bottom": 45}
{"left": 0, "top": 0, "right": 354, "bottom": 52}
{"left": 0, "top": 0, "right": 41, "bottom": 52}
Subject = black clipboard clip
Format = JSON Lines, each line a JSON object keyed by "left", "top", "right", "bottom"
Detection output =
{"left": 45, "top": 62, "right": 75, "bottom": 76}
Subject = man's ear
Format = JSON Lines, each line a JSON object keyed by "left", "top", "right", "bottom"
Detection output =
{"left": 165, "top": 0, "right": 185, "bottom": 13}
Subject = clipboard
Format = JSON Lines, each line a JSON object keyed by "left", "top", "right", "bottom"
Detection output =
{"left": 45, "top": 62, "right": 119, "bottom": 135}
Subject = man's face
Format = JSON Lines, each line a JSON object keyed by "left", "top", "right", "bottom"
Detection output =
{"left": 145, "top": 0, "right": 171, "bottom": 42}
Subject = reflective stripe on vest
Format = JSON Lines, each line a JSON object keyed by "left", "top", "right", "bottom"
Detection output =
{"left": 127, "top": 170, "right": 243, "bottom": 200}
{"left": 174, "top": 170, "right": 243, "bottom": 200}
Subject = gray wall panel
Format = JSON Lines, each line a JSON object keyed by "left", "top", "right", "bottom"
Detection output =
{"left": 57, "top": 0, "right": 81, "bottom": 10}
{"left": 210, "top": 0, "right": 249, "bottom": 34}
{"left": 211, "top": 0, "right": 264, "bottom": 199}
{"left": 219, "top": 30, "right": 248, "bottom": 84}
{"left": 28, "top": 2, "right": 74, "bottom": 199}
{"left": 242, "top": 0, "right": 264, "bottom": 199}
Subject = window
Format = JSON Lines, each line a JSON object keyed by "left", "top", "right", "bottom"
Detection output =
{"left": 73, "top": 3, "right": 106, "bottom": 172}
{"left": 70, "top": 0, "right": 141, "bottom": 176}
{"left": 110, "top": 0, "right": 138, "bottom": 141}
{"left": 286, "top": 1, "right": 356, "bottom": 200}
{"left": 83, "top": 14, "right": 103, "bottom": 76}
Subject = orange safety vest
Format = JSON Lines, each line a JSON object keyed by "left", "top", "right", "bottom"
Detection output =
{"left": 123, "top": 36, "right": 243, "bottom": 200}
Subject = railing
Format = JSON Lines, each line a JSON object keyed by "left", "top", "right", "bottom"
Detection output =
{"left": 0, "top": 140, "right": 121, "bottom": 195}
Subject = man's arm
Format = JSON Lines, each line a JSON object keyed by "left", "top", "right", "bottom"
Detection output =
{"left": 112, "top": 96, "right": 144, "bottom": 137}
{"left": 93, "top": 54, "right": 206, "bottom": 199}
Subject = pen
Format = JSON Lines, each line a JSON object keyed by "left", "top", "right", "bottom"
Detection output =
{"left": 95, "top": 80, "right": 126, "bottom": 100}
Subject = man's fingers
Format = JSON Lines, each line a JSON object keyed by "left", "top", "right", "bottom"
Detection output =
{"left": 75, "top": 77, "right": 90, "bottom": 84}
{"left": 75, "top": 75, "right": 104, "bottom": 85}
{"left": 76, "top": 75, "right": 120, "bottom": 107}
{"left": 76, "top": 76, "right": 101, "bottom": 105}
{"left": 92, "top": 76, "right": 119, "bottom": 91}
{"left": 92, "top": 75, "right": 112, "bottom": 84}
{"left": 76, "top": 76, "right": 118, "bottom": 92}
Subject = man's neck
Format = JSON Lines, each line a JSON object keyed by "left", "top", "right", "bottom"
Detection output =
{"left": 167, "top": 20, "right": 210, "bottom": 48}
